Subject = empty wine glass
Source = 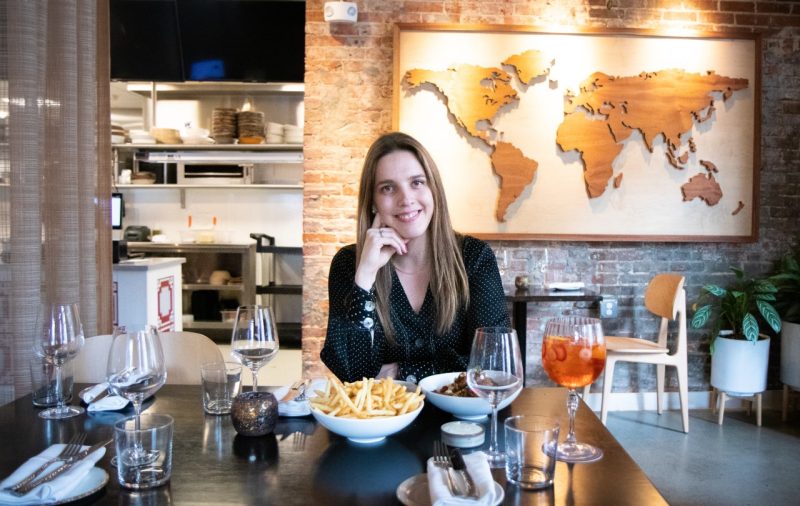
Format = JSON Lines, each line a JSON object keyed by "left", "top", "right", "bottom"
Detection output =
{"left": 107, "top": 324, "right": 167, "bottom": 466}
{"left": 496, "top": 248, "right": 509, "bottom": 280}
{"left": 231, "top": 305, "right": 279, "bottom": 391}
{"left": 34, "top": 303, "right": 85, "bottom": 419}
{"left": 466, "top": 327, "right": 524, "bottom": 468}
{"left": 542, "top": 316, "right": 606, "bottom": 463}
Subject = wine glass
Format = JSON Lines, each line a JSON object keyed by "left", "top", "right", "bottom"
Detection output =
{"left": 496, "top": 248, "right": 509, "bottom": 280}
{"left": 34, "top": 303, "right": 85, "bottom": 419}
{"left": 542, "top": 316, "right": 606, "bottom": 463}
{"left": 466, "top": 327, "right": 524, "bottom": 468}
{"left": 107, "top": 324, "right": 167, "bottom": 466}
{"left": 231, "top": 305, "right": 279, "bottom": 391}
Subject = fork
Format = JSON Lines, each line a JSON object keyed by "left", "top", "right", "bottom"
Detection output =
{"left": 292, "top": 431, "right": 307, "bottom": 451}
{"left": 8, "top": 433, "right": 86, "bottom": 492}
{"left": 433, "top": 440, "right": 462, "bottom": 497}
{"left": 294, "top": 380, "right": 311, "bottom": 402}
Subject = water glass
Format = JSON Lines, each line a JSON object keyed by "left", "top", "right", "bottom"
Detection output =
{"left": 201, "top": 362, "right": 242, "bottom": 415}
{"left": 30, "top": 357, "right": 73, "bottom": 407}
{"left": 505, "top": 415, "right": 560, "bottom": 490}
{"left": 115, "top": 414, "right": 174, "bottom": 489}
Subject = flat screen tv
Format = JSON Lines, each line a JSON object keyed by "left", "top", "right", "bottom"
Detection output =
{"left": 110, "top": 0, "right": 184, "bottom": 81}
{"left": 110, "top": 0, "right": 305, "bottom": 83}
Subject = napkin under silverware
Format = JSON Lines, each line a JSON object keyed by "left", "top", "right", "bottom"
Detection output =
{"left": 426, "top": 451, "right": 495, "bottom": 506}
{"left": 0, "top": 443, "right": 106, "bottom": 505}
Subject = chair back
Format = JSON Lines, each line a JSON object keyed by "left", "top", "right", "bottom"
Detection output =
{"left": 644, "top": 273, "right": 687, "bottom": 355}
{"left": 73, "top": 334, "right": 113, "bottom": 383}
{"left": 72, "top": 331, "right": 223, "bottom": 386}
{"left": 160, "top": 331, "right": 224, "bottom": 385}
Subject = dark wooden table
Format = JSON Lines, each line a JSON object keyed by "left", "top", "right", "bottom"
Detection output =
{"left": 0, "top": 385, "right": 666, "bottom": 505}
{"left": 506, "top": 289, "right": 603, "bottom": 365}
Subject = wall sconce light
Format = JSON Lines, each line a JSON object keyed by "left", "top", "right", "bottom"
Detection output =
{"left": 324, "top": 1, "right": 357, "bottom": 24}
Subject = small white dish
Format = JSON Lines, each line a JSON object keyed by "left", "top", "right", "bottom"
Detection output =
{"left": 418, "top": 372, "right": 522, "bottom": 421}
{"left": 52, "top": 467, "right": 108, "bottom": 504}
{"left": 396, "top": 473, "right": 504, "bottom": 506}
{"left": 441, "top": 421, "right": 485, "bottom": 448}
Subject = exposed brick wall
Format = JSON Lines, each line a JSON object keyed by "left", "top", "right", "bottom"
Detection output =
{"left": 303, "top": 0, "right": 800, "bottom": 392}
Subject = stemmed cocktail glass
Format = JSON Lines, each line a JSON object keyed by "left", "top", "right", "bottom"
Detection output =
{"left": 34, "top": 303, "right": 85, "bottom": 419}
{"left": 542, "top": 316, "right": 606, "bottom": 463}
{"left": 466, "top": 327, "right": 523, "bottom": 468}
{"left": 231, "top": 305, "right": 279, "bottom": 391}
{"left": 107, "top": 324, "right": 167, "bottom": 466}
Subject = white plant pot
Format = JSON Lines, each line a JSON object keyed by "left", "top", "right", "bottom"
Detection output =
{"left": 711, "top": 334, "right": 770, "bottom": 396}
{"left": 780, "top": 321, "right": 800, "bottom": 390}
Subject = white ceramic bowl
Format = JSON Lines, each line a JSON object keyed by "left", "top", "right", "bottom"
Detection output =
{"left": 418, "top": 372, "right": 522, "bottom": 421}
{"left": 310, "top": 401, "right": 424, "bottom": 444}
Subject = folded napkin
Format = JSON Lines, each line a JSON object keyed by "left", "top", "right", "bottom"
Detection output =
{"left": 427, "top": 451, "right": 495, "bottom": 506}
{"left": 87, "top": 396, "right": 129, "bottom": 412}
{"left": 79, "top": 383, "right": 108, "bottom": 404}
{"left": 0, "top": 444, "right": 106, "bottom": 505}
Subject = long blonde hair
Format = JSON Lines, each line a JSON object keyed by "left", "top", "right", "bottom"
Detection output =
{"left": 356, "top": 132, "right": 469, "bottom": 343}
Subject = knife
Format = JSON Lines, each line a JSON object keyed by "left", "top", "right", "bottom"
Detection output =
{"left": 16, "top": 439, "right": 112, "bottom": 494}
{"left": 450, "top": 448, "right": 480, "bottom": 499}
{"left": 280, "top": 379, "right": 308, "bottom": 402}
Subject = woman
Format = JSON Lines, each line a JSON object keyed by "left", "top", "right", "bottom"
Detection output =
{"left": 321, "top": 132, "right": 509, "bottom": 383}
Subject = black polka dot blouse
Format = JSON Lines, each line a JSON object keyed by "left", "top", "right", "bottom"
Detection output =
{"left": 321, "top": 235, "right": 509, "bottom": 383}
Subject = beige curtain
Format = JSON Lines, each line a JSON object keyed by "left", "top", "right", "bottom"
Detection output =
{"left": 0, "top": 0, "right": 111, "bottom": 404}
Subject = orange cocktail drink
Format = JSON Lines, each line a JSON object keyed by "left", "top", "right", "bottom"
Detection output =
{"left": 542, "top": 336, "right": 606, "bottom": 389}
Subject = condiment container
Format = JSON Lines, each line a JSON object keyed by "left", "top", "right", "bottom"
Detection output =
{"left": 441, "top": 421, "right": 485, "bottom": 448}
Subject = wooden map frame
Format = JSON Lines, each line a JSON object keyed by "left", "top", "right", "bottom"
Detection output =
{"left": 392, "top": 24, "right": 761, "bottom": 242}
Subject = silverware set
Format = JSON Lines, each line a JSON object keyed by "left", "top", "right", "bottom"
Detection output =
{"left": 4, "top": 433, "right": 112, "bottom": 496}
{"left": 432, "top": 440, "right": 480, "bottom": 498}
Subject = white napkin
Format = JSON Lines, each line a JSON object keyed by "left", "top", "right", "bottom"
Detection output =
{"left": 0, "top": 444, "right": 106, "bottom": 505}
{"left": 79, "top": 383, "right": 108, "bottom": 404}
{"left": 87, "top": 395, "right": 129, "bottom": 412}
{"left": 427, "top": 451, "right": 495, "bottom": 506}
{"left": 276, "top": 378, "right": 327, "bottom": 417}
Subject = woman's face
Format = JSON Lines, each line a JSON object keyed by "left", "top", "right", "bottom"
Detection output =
{"left": 373, "top": 150, "right": 435, "bottom": 241}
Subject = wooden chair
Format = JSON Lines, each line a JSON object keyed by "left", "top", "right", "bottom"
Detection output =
{"left": 73, "top": 331, "right": 223, "bottom": 385}
{"left": 585, "top": 273, "right": 689, "bottom": 433}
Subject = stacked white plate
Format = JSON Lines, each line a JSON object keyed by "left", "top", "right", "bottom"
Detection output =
{"left": 284, "top": 124, "right": 302, "bottom": 144}
{"left": 265, "top": 122, "right": 284, "bottom": 144}
{"left": 128, "top": 129, "right": 155, "bottom": 144}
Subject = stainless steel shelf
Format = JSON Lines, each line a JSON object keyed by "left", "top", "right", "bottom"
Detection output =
{"left": 112, "top": 143, "right": 302, "bottom": 151}
{"left": 116, "top": 183, "right": 302, "bottom": 190}
{"left": 184, "top": 283, "right": 244, "bottom": 292}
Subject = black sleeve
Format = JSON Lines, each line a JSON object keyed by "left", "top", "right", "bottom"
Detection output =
{"left": 462, "top": 236, "right": 511, "bottom": 339}
{"left": 320, "top": 246, "right": 386, "bottom": 382}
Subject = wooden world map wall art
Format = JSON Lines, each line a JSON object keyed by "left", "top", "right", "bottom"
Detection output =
{"left": 393, "top": 25, "right": 760, "bottom": 242}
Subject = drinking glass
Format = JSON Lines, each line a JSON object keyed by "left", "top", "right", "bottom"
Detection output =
{"left": 34, "top": 303, "right": 85, "bottom": 419}
{"left": 107, "top": 324, "right": 167, "bottom": 466}
{"left": 466, "top": 326, "right": 524, "bottom": 468}
{"left": 542, "top": 316, "right": 606, "bottom": 463}
{"left": 231, "top": 305, "right": 279, "bottom": 391}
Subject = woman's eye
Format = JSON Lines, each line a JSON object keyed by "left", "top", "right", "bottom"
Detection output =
{"left": 379, "top": 185, "right": 393, "bottom": 193}
{"left": 412, "top": 179, "right": 426, "bottom": 187}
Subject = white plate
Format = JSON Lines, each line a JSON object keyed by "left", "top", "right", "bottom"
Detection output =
{"left": 53, "top": 467, "right": 108, "bottom": 505}
{"left": 546, "top": 281, "right": 585, "bottom": 291}
{"left": 396, "top": 473, "right": 504, "bottom": 506}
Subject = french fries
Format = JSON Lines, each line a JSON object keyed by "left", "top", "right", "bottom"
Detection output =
{"left": 310, "top": 376, "right": 425, "bottom": 419}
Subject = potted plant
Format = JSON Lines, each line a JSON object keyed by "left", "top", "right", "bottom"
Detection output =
{"left": 770, "top": 246, "right": 800, "bottom": 393}
{"left": 691, "top": 267, "right": 782, "bottom": 396}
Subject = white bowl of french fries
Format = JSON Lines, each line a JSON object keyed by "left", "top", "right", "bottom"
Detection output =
{"left": 309, "top": 376, "right": 425, "bottom": 444}
{"left": 418, "top": 371, "right": 522, "bottom": 421}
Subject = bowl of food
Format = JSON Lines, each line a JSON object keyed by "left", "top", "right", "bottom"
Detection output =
{"left": 418, "top": 371, "right": 522, "bottom": 421}
{"left": 309, "top": 377, "right": 425, "bottom": 444}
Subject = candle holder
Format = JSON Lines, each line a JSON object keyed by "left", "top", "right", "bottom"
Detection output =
{"left": 231, "top": 391, "right": 278, "bottom": 437}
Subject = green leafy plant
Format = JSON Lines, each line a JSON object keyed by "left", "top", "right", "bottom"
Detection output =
{"left": 691, "top": 267, "right": 782, "bottom": 348}
{"left": 770, "top": 246, "right": 800, "bottom": 324}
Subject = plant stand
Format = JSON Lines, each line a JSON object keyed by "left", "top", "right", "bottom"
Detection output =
{"left": 712, "top": 388, "right": 762, "bottom": 426}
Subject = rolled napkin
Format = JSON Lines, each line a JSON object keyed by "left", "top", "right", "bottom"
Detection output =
{"left": 87, "top": 395, "right": 129, "bottom": 412}
{"left": 79, "top": 383, "right": 108, "bottom": 404}
{"left": 0, "top": 444, "right": 106, "bottom": 505}
{"left": 427, "top": 451, "right": 495, "bottom": 506}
